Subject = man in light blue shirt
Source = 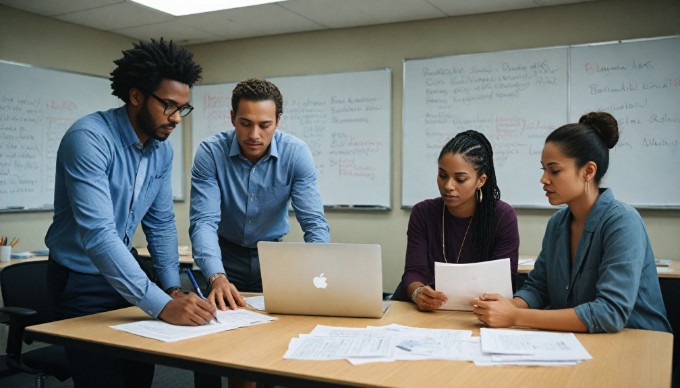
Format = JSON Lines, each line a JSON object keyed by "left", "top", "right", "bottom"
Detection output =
{"left": 190, "top": 78, "right": 330, "bottom": 308}
{"left": 45, "top": 39, "right": 215, "bottom": 388}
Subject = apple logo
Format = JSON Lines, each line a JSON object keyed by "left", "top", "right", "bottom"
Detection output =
{"left": 312, "top": 273, "right": 328, "bottom": 289}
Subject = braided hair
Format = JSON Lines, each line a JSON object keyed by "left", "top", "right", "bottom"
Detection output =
{"left": 110, "top": 38, "right": 202, "bottom": 103}
{"left": 439, "top": 130, "right": 500, "bottom": 260}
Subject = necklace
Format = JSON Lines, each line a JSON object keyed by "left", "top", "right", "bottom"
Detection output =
{"left": 441, "top": 203, "right": 474, "bottom": 263}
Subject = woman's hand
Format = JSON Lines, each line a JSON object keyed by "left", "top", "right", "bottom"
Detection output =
{"left": 413, "top": 285, "right": 448, "bottom": 311}
{"left": 469, "top": 293, "right": 518, "bottom": 327}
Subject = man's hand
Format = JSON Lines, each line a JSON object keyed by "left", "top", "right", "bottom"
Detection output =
{"left": 208, "top": 276, "right": 247, "bottom": 310}
{"left": 158, "top": 292, "right": 217, "bottom": 325}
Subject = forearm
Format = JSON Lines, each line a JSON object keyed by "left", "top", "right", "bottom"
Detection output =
{"left": 514, "top": 307, "right": 588, "bottom": 332}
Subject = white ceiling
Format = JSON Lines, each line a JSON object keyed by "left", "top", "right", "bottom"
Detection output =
{"left": 0, "top": 0, "right": 596, "bottom": 45}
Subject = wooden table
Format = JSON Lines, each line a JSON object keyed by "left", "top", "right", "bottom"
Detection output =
{"left": 26, "top": 301, "right": 673, "bottom": 387}
{"left": 135, "top": 246, "right": 194, "bottom": 266}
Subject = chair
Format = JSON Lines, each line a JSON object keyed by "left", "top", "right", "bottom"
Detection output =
{"left": 0, "top": 260, "right": 71, "bottom": 387}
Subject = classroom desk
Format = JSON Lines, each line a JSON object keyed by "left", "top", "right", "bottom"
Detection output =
{"left": 135, "top": 247, "right": 194, "bottom": 266}
{"left": 26, "top": 301, "right": 673, "bottom": 388}
{"left": 0, "top": 255, "right": 48, "bottom": 270}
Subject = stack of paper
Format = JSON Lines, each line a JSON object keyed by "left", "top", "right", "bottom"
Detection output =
{"left": 477, "top": 328, "right": 592, "bottom": 366}
{"left": 111, "top": 309, "right": 276, "bottom": 342}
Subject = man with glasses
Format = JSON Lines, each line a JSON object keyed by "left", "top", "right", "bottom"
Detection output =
{"left": 45, "top": 39, "right": 214, "bottom": 388}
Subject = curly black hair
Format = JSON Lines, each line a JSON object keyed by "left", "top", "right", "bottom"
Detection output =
{"left": 110, "top": 38, "right": 202, "bottom": 103}
{"left": 231, "top": 78, "right": 283, "bottom": 117}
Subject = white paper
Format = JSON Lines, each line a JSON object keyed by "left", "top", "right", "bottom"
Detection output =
{"left": 435, "top": 258, "right": 513, "bottom": 311}
{"left": 480, "top": 328, "right": 592, "bottom": 361}
{"left": 111, "top": 309, "right": 276, "bottom": 342}
{"left": 244, "top": 295, "right": 266, "bottom": 311}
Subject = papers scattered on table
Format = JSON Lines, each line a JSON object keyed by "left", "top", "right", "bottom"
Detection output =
{"left": 435, "top": 259, "right": 513, "bottom": 311}
{"left": 111, "top": 309, "right": 276, "bottom": 342}
{"left": 655, "top": 258, "right": 672, "bottom": 267}
{"left": 245, "top": 295, "right": 266, "bottom": 311}
{"left": 519, "top": 258, "right": 536, "bottom": 266}
{"left": 284, "top": 324, "right": 591, "bottom": 367}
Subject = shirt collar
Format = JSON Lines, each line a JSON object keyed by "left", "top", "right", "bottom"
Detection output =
{"left": 583, "top": 188, "right": 614, "bottom": 232}
{"left": 228, "top": 130, "right": 279, "bottom": 161}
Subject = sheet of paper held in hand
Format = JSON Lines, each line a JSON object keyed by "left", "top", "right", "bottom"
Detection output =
{"left": 434, "top": 258, "right": 513, "bottom": 311}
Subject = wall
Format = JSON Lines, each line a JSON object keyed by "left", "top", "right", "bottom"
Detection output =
{"left": 1, "top": 0, "right": 679, "bottom": 292}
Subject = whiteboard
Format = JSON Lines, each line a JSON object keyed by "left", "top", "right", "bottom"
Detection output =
{"left": 403, "top": 47, "right": 569, "bottom": 208}
{"left": 0, "top": 60, "right": 185, "bottom": 211}
{"left": 570, "top": 36, "right": 680, "bottom": 208}
{"left": 191, "top": 69, "right": 392, "bottom": 209}
{"left": 403, "top": 36, "right": 680, "bottom": 209}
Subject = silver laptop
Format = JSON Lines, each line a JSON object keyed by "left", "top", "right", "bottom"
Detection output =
{"left": 258, "top": 242, "right": 389, "bottom": 318}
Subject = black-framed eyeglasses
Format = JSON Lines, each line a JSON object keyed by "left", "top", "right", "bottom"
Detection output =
{"left": 148, "top": 92, "right": 194, "bottom": 117}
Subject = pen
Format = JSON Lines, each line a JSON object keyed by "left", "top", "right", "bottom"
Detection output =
{"left": 184, "top": 268, "right": 220, "bottom": 324}
{"left": 11, "top": 238, "right": 19, "bottom": 248}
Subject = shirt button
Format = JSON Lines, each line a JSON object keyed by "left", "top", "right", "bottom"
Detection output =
{"left": 247, "top": 220, "right": 252, "bottom": 224}
{"left": 251, "top": 168, "right": 255, "bottom": 173}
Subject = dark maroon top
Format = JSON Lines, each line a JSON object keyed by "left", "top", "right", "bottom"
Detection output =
{"left": 402, "top": 197, "right": 519, "bottom": 290}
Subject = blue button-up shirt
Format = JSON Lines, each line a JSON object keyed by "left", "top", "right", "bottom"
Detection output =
{"left": 516, "top": 188, "right": 671, "bottom": 333}
{"left": 190, "top": 130, "right": 330, "bottom": 278}
{"left": 45, "top": 107, "right": 179, "bottom": 318}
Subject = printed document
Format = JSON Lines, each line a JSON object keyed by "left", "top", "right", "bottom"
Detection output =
{"left": 111, "top": 309, "right": 275, "bottom": 342}
{"left": 435, "top": 258, "right": 513, "bottom": 311}
{"left": 480, "top": 328, "right": 592, "bottom": 362}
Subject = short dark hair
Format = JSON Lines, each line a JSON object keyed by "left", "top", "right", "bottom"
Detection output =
{"left": 231, "top": 78, "right": 283, "bottom": 117}
{"left": 546, "top": 111, "right": 619, "bottom": 185}
{"left": 439, "top": 130, "right": 500, "bottom": 260}
{"left": 110, "top": 38, "right": 202, "bottom": 103}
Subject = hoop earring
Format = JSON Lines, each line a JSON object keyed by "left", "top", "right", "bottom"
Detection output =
{"left": 477, "top": 187, "right": 483, "bottom": 203}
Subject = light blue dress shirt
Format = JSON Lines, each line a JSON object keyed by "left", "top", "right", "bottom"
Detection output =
{"left": 190, "top": 130, "right": 330, "bottom": 279}
{"left": 45, "top": 107, "right": 179, "bottom": 318}
{"left": 515, "top": 188, "right": 671, "bottom": 333}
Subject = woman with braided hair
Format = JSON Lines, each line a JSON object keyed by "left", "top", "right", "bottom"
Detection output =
{"left": 470, "top": 112, "right": 671, "bottom": 333}
{"left": 395, "top": 130, "right": 519, "bottom": 311}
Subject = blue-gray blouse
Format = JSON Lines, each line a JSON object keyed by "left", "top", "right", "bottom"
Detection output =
{"left": 516, "top": 188, "right": 671, "bottom": 333}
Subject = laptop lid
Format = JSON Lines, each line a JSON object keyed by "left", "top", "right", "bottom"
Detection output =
{"left": 258, "top": 242, "right": 387, "bottom": 318}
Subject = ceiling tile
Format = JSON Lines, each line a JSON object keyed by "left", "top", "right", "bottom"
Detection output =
{"left": 344, "top": 0, "right": 447, "bottom": 24}
{"left": 278, "top": 0, "right": 382, "bottom": 29}
{"left": 0, "top": 0, "right": 123, "bottom": 16}
{"left": 55, "top": 2, "right": 174, "bottom": 31}
{"left": 113, "top": 21, "right": 222, "bottom": 45}
{"left": 428, "top": 0, "right": 538, "bottom": 16}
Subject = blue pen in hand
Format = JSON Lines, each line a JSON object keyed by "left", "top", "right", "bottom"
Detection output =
{"left": 184, "top": 268, "right": 220, "bottom": 324}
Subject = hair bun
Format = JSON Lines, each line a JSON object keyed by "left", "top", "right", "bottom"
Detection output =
{"left": 578, "top": 111, "right": 619, "bottom": 149}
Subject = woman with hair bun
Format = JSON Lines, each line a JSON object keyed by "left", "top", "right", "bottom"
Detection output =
{"left": 395, "top": 130, "right": 519, "bottom": 311}
{"left": 470, "top": 112, "right": 671, "bottom": 333}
